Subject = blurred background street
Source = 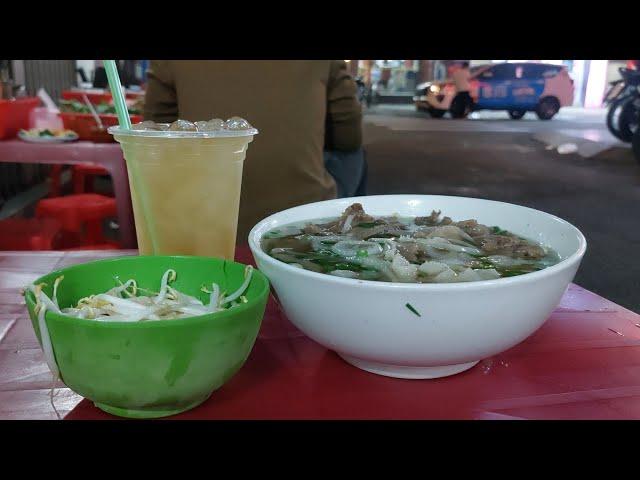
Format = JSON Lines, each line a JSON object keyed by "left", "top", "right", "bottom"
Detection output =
{"left": 362, "top": 105, "right": 639, "bottom": 311}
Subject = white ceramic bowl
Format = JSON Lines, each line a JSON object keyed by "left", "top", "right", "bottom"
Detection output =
{"left": 249, "top": 195, "right": 587, "bottom": 379}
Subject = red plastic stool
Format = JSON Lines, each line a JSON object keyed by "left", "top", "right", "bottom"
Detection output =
{"left": 73, "top": 164, "right": 110, "bottom": 194}
{"left": 48, "top": 165, "right": 65, "bottom": 197}
{"left": 35, "top": 193, "right": 117, "bottom": 246}
{"left": 0, "top": 218, "right": 62, "bottom": 250}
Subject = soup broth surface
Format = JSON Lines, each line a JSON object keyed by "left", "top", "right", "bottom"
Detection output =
{"left": 261, "top": 203, "right": 560, "bottom": 283}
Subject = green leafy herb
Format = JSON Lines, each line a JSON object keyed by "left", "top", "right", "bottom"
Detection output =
{"left": 500, "top": 268, "right": 538, "bottom": 277}
{"left": 308, "top": 253, "right": 365, "bottom": 272}
{"left": 334, "top": 262, "right": 363, "bottom": 271}
{"left": 263, "top": 229, "right": 282, "bottom": 239}
{"left": 473, "top": 262, "right": 496, "bottom": 269}
{"left": 373, "top": 233, "right": 397, "bottom": 239}
{"left": 405, "top": 303, "right": 421, "bottom": 317}
{"left": 355, "top": 222, "right": 380, "bottom": 229}
{"left": 491, "top": 226, "right": 510, "bottom": 236}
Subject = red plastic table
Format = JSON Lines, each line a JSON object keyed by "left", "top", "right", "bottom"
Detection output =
{"left": 1, "top": 248, "right": 639, "bottom": 420}
{"left": 0, "top": 140, "right": 136, "bottom": 248}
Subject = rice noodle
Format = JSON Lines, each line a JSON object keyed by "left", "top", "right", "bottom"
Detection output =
{"left": 391, "top": 253, "right": 418, "bottom": 282}
{"left": 329, "top": 270, "right": 359, "bottom": 279}
{"left": 331, "top": 240, "right": 383, "bottom": 258}
{"left": 414, "top": 237, "right": 481, "bottom": 255}
{"left": 341, "top": 214, "right": 355, "bottom": 233}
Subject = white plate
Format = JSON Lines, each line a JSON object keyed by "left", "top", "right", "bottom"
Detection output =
{"left": 18, "top": 130, "right": 79, "bottom": 143}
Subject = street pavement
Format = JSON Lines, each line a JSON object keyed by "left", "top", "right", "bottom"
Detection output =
{"left": 362, "top": 105, "right": 639, "bottom": 312}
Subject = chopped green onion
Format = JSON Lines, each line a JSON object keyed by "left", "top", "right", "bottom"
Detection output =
{"left": 355, "top": 222, "right": 379, "bottom": 228}
{"left": 405, "top": 303, "right": 421, "bottom": 317}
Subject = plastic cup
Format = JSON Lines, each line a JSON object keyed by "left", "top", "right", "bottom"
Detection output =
{"left": 28, "top": 107, "right": 64, "bottom": 130}
{"left": 108, "top": 125, "right": 258, "bottom": 259}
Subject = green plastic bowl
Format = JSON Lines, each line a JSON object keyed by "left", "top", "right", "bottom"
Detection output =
{"left": 24, "top": 255, "right": 270, "bottom": 419}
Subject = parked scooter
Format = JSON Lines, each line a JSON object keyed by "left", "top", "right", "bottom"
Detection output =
{"left": 606, "top": 67, "right": 640, "bottom": 142}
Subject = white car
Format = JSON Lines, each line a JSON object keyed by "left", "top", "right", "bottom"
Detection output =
{"left": 414, "top": 62, "right": 574, "bottom": 120}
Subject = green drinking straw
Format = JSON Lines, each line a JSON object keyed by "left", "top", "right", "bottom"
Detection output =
{"left": 103, "top": 60, "right": 131, "bottom": 129}
{"left": 103, "top": 60, "right": 160, "bottom": 253}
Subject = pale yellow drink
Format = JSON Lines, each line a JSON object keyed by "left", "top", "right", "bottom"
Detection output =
{"left": 109, "top": 126, "right": 257, "bottom": 259}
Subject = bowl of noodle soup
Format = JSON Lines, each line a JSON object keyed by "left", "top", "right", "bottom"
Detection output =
{"left": 249, "top": 195, "right": 586, "bottom": 379}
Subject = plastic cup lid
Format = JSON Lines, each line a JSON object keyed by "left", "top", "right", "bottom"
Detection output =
{"left": 108, "top": 125, "right": 258, "bottom": 138}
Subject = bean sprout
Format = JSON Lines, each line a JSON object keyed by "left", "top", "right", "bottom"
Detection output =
{"left": 224, "top": 266, "right": 254, "bottom": 304}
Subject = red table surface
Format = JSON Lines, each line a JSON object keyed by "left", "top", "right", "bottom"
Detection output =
{"left": 1, "top": 248, "right": 639, "bottom": 420}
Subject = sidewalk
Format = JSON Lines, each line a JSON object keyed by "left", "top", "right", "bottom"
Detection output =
{"left": 532, "top": 109, "right": 629, "bottom": 158}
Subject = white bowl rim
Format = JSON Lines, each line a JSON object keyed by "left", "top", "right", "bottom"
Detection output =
{"left": 248, "top": 194, "right": 587, "bottom": 292}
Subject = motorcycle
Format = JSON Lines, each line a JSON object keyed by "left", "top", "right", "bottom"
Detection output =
{"left": 633, "top": 108, "right": 640, "bottom": 163}
{"left": 605, "top": 67, "right": 640, "bottom": 142}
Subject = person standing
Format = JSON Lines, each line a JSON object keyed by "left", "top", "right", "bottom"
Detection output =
{"left": 450, "top": 61, "right": 473, "bottom": 118}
